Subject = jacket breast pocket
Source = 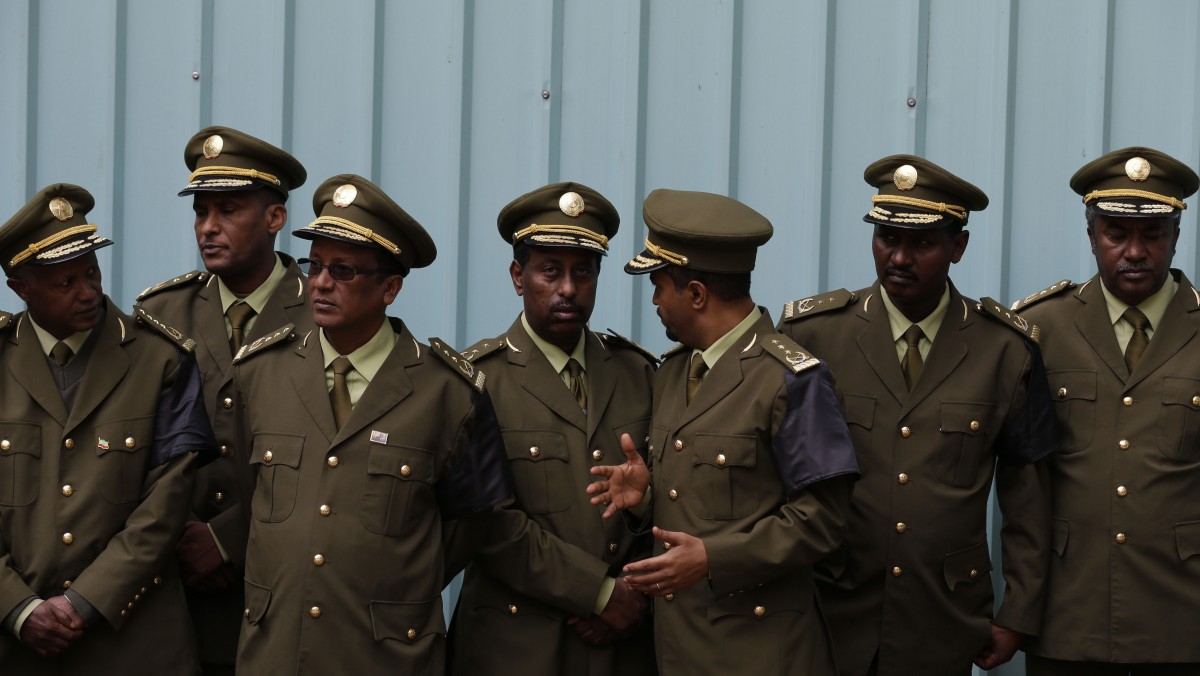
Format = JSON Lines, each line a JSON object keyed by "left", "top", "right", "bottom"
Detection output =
{"left": 249, "top": 433, "right": 304, "bottom": 523}
{"left": 691, "top": 434, "right": 759, "bottom": 521}
{"left": 841, "top": 392, "right": 876, "bottom": 431}
{"left": 936, "top": 402, "right": 997, "bottom": 488}
{"left": 1156, "top": 376, "right": 1200, "bottom": 463}
{"left": 361, "top": 443, "right": 435, "bottom": 537}
{"left": 501, "top": 430, "right": 571, "bottom": 515}
{"left": 0, "top": 422, "right": 41, "bottom": 507}
{"left": 1047, "top": 370, "right": 1096, "bottom": 453}
{"left": 95, "top": 416, "right": 155, "bottom": 504}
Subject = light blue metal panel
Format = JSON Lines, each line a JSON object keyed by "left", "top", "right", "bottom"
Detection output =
{"left": 118, "top": 0, "right": 205, "bottom": 304}
{"left": 0, "top": 0, "right": 31, "bottom": 308}
{"left": 210, "top": 0, "right": 288, "bottom": 135}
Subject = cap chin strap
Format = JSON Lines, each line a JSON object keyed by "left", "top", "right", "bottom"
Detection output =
{"left": 188, "top": 166, "right": 281, "bottom": 187}
{"left": 870, "top": 195, "right": 967, "bottom": 222}
{"left": 9, "top": 224, "right": 97, "bottom": 268}
{"left": 1083, "top": 188, "right": 1186, "bottom": 211}
{"left": 643, "top": 237, "right": 689, "bottom": 266}
{"left": 513, "top": 223, "right": 609, "bottom": 250}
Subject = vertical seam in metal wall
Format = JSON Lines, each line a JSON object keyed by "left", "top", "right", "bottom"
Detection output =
{"left": 196, "top": 0, "right": 214, "bottom": 272}
{"left": 547, "top": 0, "right": 565, "bottom": 183}
{"left": 630, "top": 0, "right": 651, "bottom": 342}
{"left": 913, "top": 0, "right": 930, "bottom": 156}
{"left": 112, "top": 0, "right": 129, "bottom": 306}
{"left": 24, "top": 0, "right": 39, "bottom": 196}
{"left": 370, "top": 0, "right": 385, "bottom": 184}
{"left": 1101, "top": 0, "right": 1115, "bottom": 152}
{"left": 998, "top": 0, "right": 1020, "bottom": 303}
{"left": 1194, "top": 3, "right": 1200, "bottom": 277}
{"left": 816, "top": 0, "right": 837, "bottom": 292}
{"left": 726, "top": 0, "right": 744, "bottom": 199}
{"left": 454, "top": 0, "right": 477, "bottom": 348}
{"left": 281, "top": 0, "right": 297, "bottom": 153}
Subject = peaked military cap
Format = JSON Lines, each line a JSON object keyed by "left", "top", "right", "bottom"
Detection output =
{"left": 498, "top": 182, "right": 619, "bottom": 255}
{"left": 179, "top": 125, "right": 306, "bottom": 196}
{"left": 1070, "top": 146, "right": 1199, "bottom": 218}
{"left": 0, "top": 183, "right": 113, "bottom": 274}
{"left": 293, "top": 174, "right": 437, "bottom": 274}
{"left": 624, "top": 189, "right": 772, "bottom": 275}
{"left": 863, "top": 154, "right": 988, "bottom": 229}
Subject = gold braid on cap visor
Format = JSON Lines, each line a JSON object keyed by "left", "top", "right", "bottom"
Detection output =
{"left": 1083, "top": 189, "right": 1186, "bottom": 210}
{"left": 306, "top": 216, "right": 402, "bottom": 255}
{"left": 871, "top": 195, "right": 968, "bottom": 222}
{"left": 9, "top": 224, "right": 98, "bottom": 268}
{"left": 513, "top": 223, "right": 609, "bottom": 250}
{"left": 188, "top": 166, "right": 281, "bottom": 186}
{"left": 643, "top": 237, "right": 689, "bottom": 266}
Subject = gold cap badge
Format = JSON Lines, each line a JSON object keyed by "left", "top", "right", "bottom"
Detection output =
{"left": 559, "top": 191, "right": 585, "bottom": 217}
{"left": 1125, "top": 156, "right": 1151, "bottom": 182}
{"left": 48, "top": 197, "right": 74, "bottom": 222}
{"left": 332, "top": 184, "right": 358, "bottom": 208}
{"left": 893, "top": 164, "right": 918, "bottom": 191}
{"left": 202, "top": 135, "right": 224, "bottom": 159}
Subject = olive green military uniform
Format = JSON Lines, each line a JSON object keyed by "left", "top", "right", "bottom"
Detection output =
{"left": 0, "top": 185, "right": 213, "bottom": 674}
{"left": 1016, "top": 148, "right": 1200, "bottom": 672}
{"left": 624, "top": 190, "right": 860, "bottom": 676}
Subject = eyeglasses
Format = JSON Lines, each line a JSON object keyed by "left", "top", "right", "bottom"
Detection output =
{"left": 297, "top": 258, "right": 397, "bottom": 282}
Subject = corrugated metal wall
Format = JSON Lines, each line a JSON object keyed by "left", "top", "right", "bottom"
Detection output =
{"left": 5, "top": 1, "right": 1199, "bottom": 672}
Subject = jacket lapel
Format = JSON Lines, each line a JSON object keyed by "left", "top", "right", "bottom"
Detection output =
{"left": 291, "top": 330, "right": 337, "bottom": 444}
{"left": 332, "top": 319, "right": 416, "bottom": 448}
{"left": 899, "top": 286, "right": 970, "bottom": 418}
{"left": 65, "top": 301, "right": 131, "bottom": 435}
{"left": 1073, "top": 277, "right": 1129, "bottom": 382}
{"left": 1126, "top": 272, "right": 1200, "bottom": 389}
{"left": 195, "top": 274, "right": 234, "bottom": 379}
{"left": 672, "top": 314, "right": 778, "bottom": 431}
{"left": 250, "top": 255, "right": 307, "bottom": 344}
{"left": 7, "top": 313, "right": 69, "bottom": 425}
{"left": 855, "top": 286, "right": 909, "bottom": 405}
{"left": 585, "top": 330, "right": 617, "bottom": 443}
{"left": 505, "top": 318, "right": 587, "bottom": 433}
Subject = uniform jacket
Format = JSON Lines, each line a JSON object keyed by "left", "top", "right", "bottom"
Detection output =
{"left": 0, "top": 300, "right": 207, "bottom": 675}
{"left": 137, "top": 253, "right": 309, "bottom": 664}
{"left": 233, "top": 317, "right": 512, "bottom": 676}
{"left": 1016, "top": 271, "right": 1200, "bottom": 663}
{"left": 647, "top": 311, "right": 858, "bottom": 676}
{"left": 449, "top": 318, "right": 656, "bottom": 676}
{"left": 779, "top": 282, "right": 1055, "bottom": 676}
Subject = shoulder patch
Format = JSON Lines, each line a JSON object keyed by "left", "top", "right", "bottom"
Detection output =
{"left": 232, "top": 323, "right": 296, "bottom": 364}
{"left": 1010, "top": 279, "right": 1074, "bottom": 312}
{"left": 762, "top": 334, "right": 822, "bottom": 373}
{"left": 781, "top": 289, "right": 855, "bottom": 322}
{"left": 599, "top": 328, "right": 660, "bottom": 366}
{"left": 428, "top": 337, "right": 486, "bottom": 393}
{"left": 133, "top": 305, "right": 197, "bottom": 353}
{"left": 460, "top": 337, "right": 506, "bottom": 363}
{"left": 660, "top": 343, "right": 689, "bottom": 361}
{"left": 978, "top": 297, "right": 1040, "bottom": 343}
{"left": 0, "top": 311, "right": 11, "bottom": 331}
{"left": 137, "top": 270, "right": 209, "bottom": 301}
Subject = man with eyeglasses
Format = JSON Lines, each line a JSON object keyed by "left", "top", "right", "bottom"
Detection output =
{"left": 231, "top": 174, "right": 512, "bottom": 675}
{"left": 136, "top": 126, "right": 308, "bottom": 676}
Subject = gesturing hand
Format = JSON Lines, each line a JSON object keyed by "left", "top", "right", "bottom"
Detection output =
{"left": 587, "top": 433, "right": 650, "bottom": 519}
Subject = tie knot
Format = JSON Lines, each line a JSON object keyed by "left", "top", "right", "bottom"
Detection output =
{"left": 903, "top": 324, "right": 924, "bottom": 349}
{"left": 688, "top": 352, "right": 708, "bottom": 380}
{"left": 50, "top": 341, "right": 74, "bottom": 367}
{"left": 566, "top": 358, "right": 583, "bottom": 378}
{"left": 331, "top": 356, "right": 353, "bottom": 377}
{"left": 226, "top": 302, "right": 255, "bottom": 328}
{"left": 1122, "top": 306, "right": 1149, "bottom": 331}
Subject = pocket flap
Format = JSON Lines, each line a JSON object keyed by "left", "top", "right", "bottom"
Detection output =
{"left": 1048, "top": 370, "right": 1096, "bottom": 402}
{"left": 1053, "top": 516, "right": 1069, "bottom": 557}
{"left": 939, "top": 402, "right": 996, "bottom": 435}
{"left": 367, "top": 444, "right": 434, "bottom": 483}
{"left": 612, "top": 417, "right": 651, "bottom": 451}
{"left": 942, "top": 541, "right": 992, "bottom": 591}
{"left": 249, "top": 433, "right": 304, "bottom": 468}
{"left": 692, "top": 434, "right": 757, "bottom": 469}
{"left": 94, "top": 416, "right": 155, "bottom": 455}
{"left": 842, "top": 393, "right": 876, "bottom": 430}
{"left": 1162, "top": 376, "right": 1200, "bottom": 409}
{"left": 370, "top": 599, "right": 445, "bottom": 642}
{"left": 1175, "top": 520, "right": 1200, "bottom": 561}
{"left": 708, "top": 577, "right": 810, "bottom": 621}
{"left": 501, "top": 430, "right": 568, "bottom": 463}
{"left": 0, "top": 421, "right": 41, "bottom": 458}
{"left": 243, "top": 579, "right": 271, "bottom": 625}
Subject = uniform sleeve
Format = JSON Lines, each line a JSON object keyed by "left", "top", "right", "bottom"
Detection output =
{"left": 769, "top": 364, "right": 860, "bottom": 494}
{"left": 152, "top": 352, "right": 217, "bottom": 467}
{"left": 995, "top": 341, "right": 1057, "bottom": 466}
{"left": 436, "top": 389, "right": 513, "bottom": 520}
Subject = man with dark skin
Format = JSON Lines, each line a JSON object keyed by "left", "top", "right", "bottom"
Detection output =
{"left": 777, "top": 155, "right": 1055, "bottom": 676}
{"left": 449, "top": 183, "right": 655, "bottom": 676}
{"left": 1015, "top": 147, "right": 1200, "bottom": 675}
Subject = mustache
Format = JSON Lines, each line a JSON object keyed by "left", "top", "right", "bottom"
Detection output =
{"left": 550, "top": 302, "right": 582, "bottom": 313}
{"left": 1116, "top": 263, "right": 1152, "bottom": 274}
{"left": 885, "top": 266, "right": 915, "bottom": 280}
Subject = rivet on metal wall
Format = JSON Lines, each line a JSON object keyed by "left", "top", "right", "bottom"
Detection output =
{"left": 906, "top": 98, "right": 917, "bottom": 108}
{"left": 541, "top": 90, "right": 550, "bottom": 100}
{"left": 192, "top": 72, "right": 201, "bottom": 80}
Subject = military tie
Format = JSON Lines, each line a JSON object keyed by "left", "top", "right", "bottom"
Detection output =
{"left": 50, "top": 341, "right": 74, "bottom": 367}
{"left": 901, "top": 324, "right": 924, "bottom": 391}
{"left": 1122, "top": 306, "right": 1150, "bottom": 373}
{"left": 330, "top": 356, "right": 353, "bottom": 429}
{"left": 686, "top": 352, "right": 708, "bottom": 404}
{"left": 227, "top": 302, "right": 256, "bottom": 354}
{"left": 566, "top": 358, "right": 586, "bottom": 411}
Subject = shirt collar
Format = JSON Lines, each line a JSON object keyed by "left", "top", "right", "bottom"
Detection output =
{"left": 218, "top": 253, "right": 287, "bottom": 315}
{"left": 1100, "top": 273, "right": 1178, "bottom": 331}
{"left": 694, "top": 306, "right": 762, "bottom": 369}
{"left": 520, "top": 312, "right": 587, "bottom": 373}
{"left": 28, "top": 314, "right": 92, "bottom": 356}
{"left": 319, "top": 319, "right": 396, "bottom": 384}
{"left": 879, "top": 284, "right": 950, "bottom": 345}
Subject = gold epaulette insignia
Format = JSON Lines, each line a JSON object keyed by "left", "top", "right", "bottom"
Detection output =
{"left": 461, "top": 337, "right": 506, "bottom": 363}
{"left": 429, "top": 337, "right": 486, "bottom": 393}
{"left": 763, "top": 335, "right": 821, "bottom": 374}
{"left": 781, "top": 289, "right": 855, "bottom": 322}
{"left": 599, "top": 329, "right": 660, "bottom": 366}
{"left": 133, "top": 305, "right": 198, "bottom": 353}
{"left": 660, "top": 343, "right": 689, "bottom": 361}
{"left": 0, "top": 311, "right": 11, "bottom": 331}
{"left": 1010, "top": 280, "right": 1075, "bottom": 311}
{"left": 977, "top": 297, "right": 1040, "bottom": 343}
{"left": 232, "top": 323, "right": 296, "bottom": 364}
{"left": 137, "top": 270, "right": 209, "bottom": 300}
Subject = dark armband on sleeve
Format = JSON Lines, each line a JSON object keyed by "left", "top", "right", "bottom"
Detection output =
{"left": 996, "top": 341, "right": 1058, "bottom": 465}
{"left": 437, "top": 389, "right": 514, "bottom": 520}
{"left": 152, "top": 352, "right": 217, "bottom": 467}
{"left": 771, "top": 363, "right": 860, "bottom": 495}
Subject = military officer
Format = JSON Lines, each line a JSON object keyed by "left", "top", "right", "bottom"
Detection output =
{"left": 1014, "top": 147, "right": 1200, "bottom": 675}
{"left": 448, "top": 183, "right": 656, "bottom": 675}
{"left": 136, "top": 125, "right": 308, "bottom": 676}
{"left": 0, "top": 184, "right": 213, "bottom": 674}
{"left": 232, "top": 174, "right": 512, "bottom": 675}
{"left": 588, "top": 189, "right": 860, "bottom": 675}
{"left": 778, "top": 155, "right": 1056, "bottom": 675}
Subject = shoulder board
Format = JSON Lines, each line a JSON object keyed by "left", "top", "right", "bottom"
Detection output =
{"left": 428, "top": 337, "right": 486, "bottom": 393}
{"left": 460, "top": 337, "right": 506, "bottom": 363}
{"left": 137, "top": 270, "right": 209, "bottom": 301}
{"left": 0, "top": 311, "right": 11, "bottom": 331}
{"left": 762, "top": 334, "right": 822, "bottom": 374}
{"left": 660, "top": 343, "right": 689, "bottom": 361}
{"left": 133, "top": 305, "right": 197, "bottom": 353}
{"left": 977, "top": 297, "right": 1040, "bottom": 343}
{"left": 1010, "top": 279, "right": 1075, "bottom": 312}
{"left": 781, "top": 289, "right": 856, "bottom": 322}
{"left": 599, "top": 329, "right": 660, "bottom": 366}
{"left": 232, "top": 323, "right": 296, "bottom": 364}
